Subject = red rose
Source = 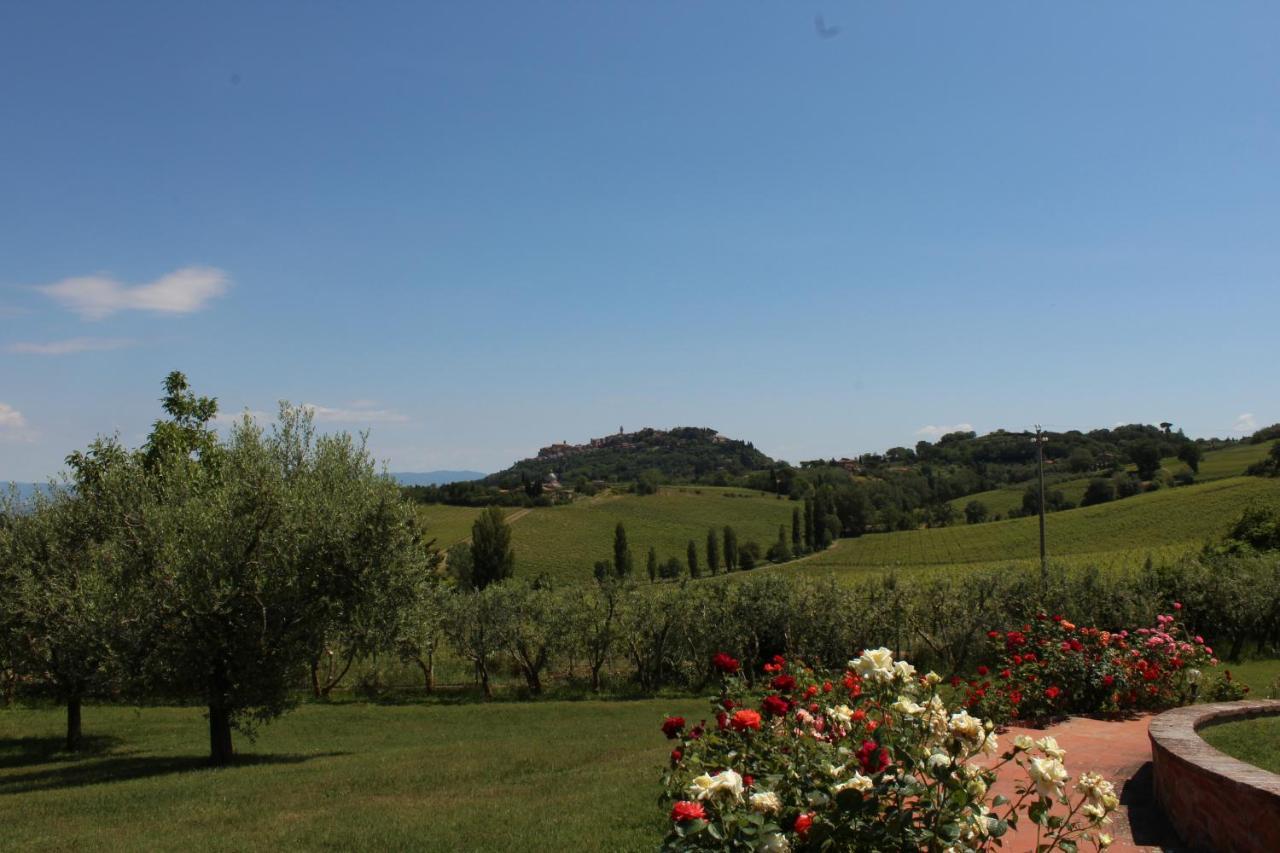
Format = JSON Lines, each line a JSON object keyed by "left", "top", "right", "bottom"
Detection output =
{"left": 856, "top": 739, "right": 891, "bottom": 775}
{"left": 723, "top": 699, "right": 736, "bottom": 711}
{"left": 716, "top": 712, "right": 728, "bottom": 730}
{"left": 1000, "top": 669, "right": 1012, "bottom": 680}
{"left": 794, "top": 812, "right": 815, "bottom": 838}
{"left": 661, "top": 716, "right": 686, "bottom": 739}
{"left": 822, "top": 680, "right": 833, "bottom": 693}
{"left": 1045, "top": 685, "right": 1062, "bottom": 700}
{"left": 1102, "top": 675, "right": 1115, "bottom": 687}
{"left": 761, "top": 694, "right": 790, "bottom": 717}
{"left": 771, "top": 674, "right": 797, "bottom": 692}
{"left": 987, "top": 630, "right": 1001, "bottom": 640}
{"left": 712, "top": 652, "right": 741, "bottom": 674}
{"left": 670, "top": 749, "right": 682, "bottom": 765}
{"left": 730, "top": 709, "right": 762, "bottom": 731}
{"left": 976, "top": 665, "right": 989, "bottom": 676}
{"left": 671, "top": 801, "right": 707, "bottom": 823}
{"left": 743, "top": 774, "right": 754, "bottom": 787}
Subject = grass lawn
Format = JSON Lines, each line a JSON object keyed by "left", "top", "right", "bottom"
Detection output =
{"left": 1200, "top": 715, "right": 1280, "bottom": 775}
{"left": 0, "top": 697, "right": 706, "bottom": 852}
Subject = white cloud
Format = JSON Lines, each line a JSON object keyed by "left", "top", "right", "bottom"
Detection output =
{"left": 0, "top": 403, "right": 34, "bottom": 442}
{"left": 915, "top": 422, "right": 974, "bottom": 438}
{"left": 38, "top": 266, "right": 229, "bottom": 320}
{"left": 1232, "top": 413, "right": 1258, "bottom": 433}
{"left": 6, "top": 337, "right": 136, "bottom": 356}
{"left": 0, "top": 403, "right": 26, "bottom": 430}
{"left": 303, "top": 403, "right": 409, "bottom": 425}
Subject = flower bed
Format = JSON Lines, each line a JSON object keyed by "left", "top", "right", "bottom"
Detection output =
{"left": 960, "top": 606, "right": 1224, "bottom": 725}
{"left": 658, "top": 650, "right": 1118, "bottom": 852}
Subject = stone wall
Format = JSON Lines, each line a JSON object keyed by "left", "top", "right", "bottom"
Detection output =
{"left": 1148, "top": 700, "right": 1280, "bottom": 853}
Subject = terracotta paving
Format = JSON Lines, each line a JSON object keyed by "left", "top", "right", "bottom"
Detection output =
{"left": 977, "top": 714, "right": 1182, "bottom": 853}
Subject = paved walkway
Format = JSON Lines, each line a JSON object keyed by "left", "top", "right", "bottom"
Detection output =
{"left": 978, "top": 715, "right": 1181, "bottom": 852}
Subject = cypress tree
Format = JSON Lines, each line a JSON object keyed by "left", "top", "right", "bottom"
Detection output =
{"left": 687, "top": 540, "right": 699, "bottom": 578}
{"left": 723, "top": 525, "right": 738, "bottom": 571}
{"left": 706, "top": 528, "right": 720, "bottom": 576}
{"left": 647, "top": 546, "right": 657, "bottom": 583}
{"left": 803, "top": 497, "right": 815, "bottom": 550}
{"left": 791, "top": 506, "right": 802, "bottom": 552}
{"left": 613, "top": 522, "right": 633, "bottom": 578}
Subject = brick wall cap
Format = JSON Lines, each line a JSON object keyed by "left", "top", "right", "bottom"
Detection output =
{"left": 1149, "top": 700, "right": 1280, "bottom": 796}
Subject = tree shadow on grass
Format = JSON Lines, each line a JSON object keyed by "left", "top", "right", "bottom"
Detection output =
{"left": 0, "top": 750, "right": 347, "bottom": 796}
{"left": 0, "top": 734, "right": 126, "bottom": 770}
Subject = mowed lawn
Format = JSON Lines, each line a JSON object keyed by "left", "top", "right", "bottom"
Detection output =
{"left": 1200, "top": 713, "right": 1280, "bottom": 775}
{"left": 780, "top": 476, "right": 1280, "bottom": 581}
{"left": 0, "top": 697, "right": 705, "bottom": 852}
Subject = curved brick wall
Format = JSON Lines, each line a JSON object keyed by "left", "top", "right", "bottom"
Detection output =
{"left": 1148, "top": 700, "right": 1280, "bottom": 853}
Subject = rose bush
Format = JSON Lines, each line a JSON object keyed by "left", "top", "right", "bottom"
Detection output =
{"left": 660, "top": 649, "right": 1117, "bottom": 852}
{"left": 961, "top": 607, "right": 1217, "bottom": 724}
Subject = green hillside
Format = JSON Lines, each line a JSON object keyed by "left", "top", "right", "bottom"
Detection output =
{"left": 416, "top": 487, "right": 794, "bottom": 586}
{"left": 782, "top": 475, "right": 1280, "bottom": 581}
{"left": 947, "top": 440, "right": 1276, "bottom": 523}
{"left": 510, "top": 487, "right": 794, "bottom": 585}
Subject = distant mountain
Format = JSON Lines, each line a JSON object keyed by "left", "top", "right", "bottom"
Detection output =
{"left": 486, "top": 427, "right": 775, "bottom": 485}
{"left": 392, "top": 470, "right": 486, "bottom": 487}
{"left": 3, "top": 482, "right": 52, "bottom": 504}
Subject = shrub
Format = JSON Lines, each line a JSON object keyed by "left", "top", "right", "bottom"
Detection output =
{"left": 659, "top": 650, "right": 1116, "bottom": 852}
{"left": 962, "top": 608, "right": 1215, "bottom": 724}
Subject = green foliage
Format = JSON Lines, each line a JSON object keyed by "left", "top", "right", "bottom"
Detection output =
{"left": 722, "top": 526, "right": 738, "bottom": 571}
{"left": 963, "top": 500, "right": 988, "bottom": 525}
{"left": 470, "top": 506, "right": 515, "bottom": 589}
{"left": 1080, "top": 477, "right": 1115, "bottom": 507}
{"left": 1129, "top": 441, "right": 1163, "bottom": 481}
{"left": 488, "top": 427, "right": 775, "bottom": 487}
{"left": 613, "top": 522, "right": 633, "bottom": 579}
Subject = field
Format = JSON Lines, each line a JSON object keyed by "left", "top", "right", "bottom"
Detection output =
{"left": 0, "top": 698, "right": 704, "bottom": 852}
{"left": 418, "top": 487, "right": 795, "bottom": 586}
{"left": 946, "top": 440, "right": 1276, "bottom": 523}
{"left": 778, "top": 475, "right": 1280, "bottom": 581}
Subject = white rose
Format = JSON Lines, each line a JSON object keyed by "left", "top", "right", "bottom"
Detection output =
{"left": 758, "top": 833, "right": 792, "bottom": 853}
{"left": 927, "top": 752, "right": 953, "bottom": 770}
{"left": 1035, "top": 736, "right": 1066, "bottom": 761}
{"left": 1186, "top": 668, "right": 1202, "bottom": 684}
{"left": 834, "top": 772, "right": 874, "bottom": 793}
{"left": 894, "top": 660, "right": 917, "bottom": 682}
{"left": 687, "top": 769, "right": 744, "bottom": 802}
{"left": 948, "top": 710, "right": 984, "bottom": 744}
{"left": 981, "top": 732, "right": 1000, "bottom": 756}
{"left": 854, "top": 647, "right": 896, "bottom": 682}
{"left": 749, "top": 790, "right": 782, "bottom": 814}
{"left": 828, "top": 704, "right": 854, "bottom": 726}
{"left": 1027, "top": 757, "right": 1068, "bottom": 800}
{"left": 892, "top": 696, "right": 925, "bottom": 716}
{"left": 1014, "top": 735, "right": 1035, "bottom": 751}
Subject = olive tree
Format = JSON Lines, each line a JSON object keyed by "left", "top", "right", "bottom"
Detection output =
{"left": 120, "top": 380, "right": 429, "bottom": 765}
{"left": 0, "top": 484, "right": 127, "bottom": 750}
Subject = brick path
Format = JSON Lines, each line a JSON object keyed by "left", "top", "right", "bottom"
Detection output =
{"left": 978, "top": 715, "right": 1181, "bottom": 852}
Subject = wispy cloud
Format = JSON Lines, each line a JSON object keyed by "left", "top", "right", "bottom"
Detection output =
{"left": 213, "top": 409, "right": 271, "bottom": 426}
{"left": 303, "top": 403, "right": 410, "bottom": 425}
{"left": 1232, "top": 413, "right": 1258, "bottom": 433}
{"left": 38, "top": 266, "right": 229, "bottom": 320}
{"left": 915, "top": 422, "right": 974, "bottom": 438}
{"left": 6, "top": 337, "right": 136, "bottom": 356}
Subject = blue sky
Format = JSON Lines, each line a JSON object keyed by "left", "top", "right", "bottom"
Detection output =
{"left": 2, "top": 2, "right": 1278, "bottom": 480}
